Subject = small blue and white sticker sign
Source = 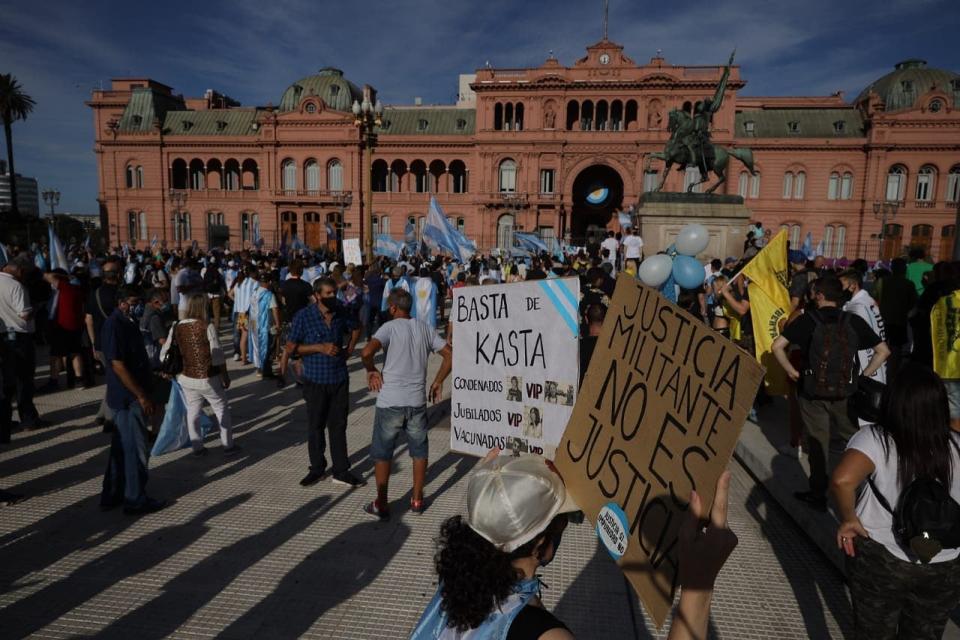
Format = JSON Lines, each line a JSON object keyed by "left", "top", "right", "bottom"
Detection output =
{"left": 596, "top": 502, "right": 629, "bottom": 560}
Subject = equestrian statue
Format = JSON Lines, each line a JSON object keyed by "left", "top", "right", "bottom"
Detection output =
{"left": 650, "top": 50, "right": 756, "bottom": 194}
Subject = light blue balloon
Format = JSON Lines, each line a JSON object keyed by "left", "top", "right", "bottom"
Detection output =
{"left": 638, "top": 254, "right": 673, "bottom": 288}
{"left": 672, "top": 255, "right": 705, "bottom": 289}
{"left": 675, "top": 224, "right": 710, "bottom": 256}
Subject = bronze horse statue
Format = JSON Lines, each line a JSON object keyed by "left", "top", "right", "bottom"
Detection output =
{"left": 650, "top": 108, "right": 756, "bottom": 194}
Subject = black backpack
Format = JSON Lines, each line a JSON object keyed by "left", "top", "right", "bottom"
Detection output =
{"left": 868, "top": 476, "right": 960, "bottom": 563}
{"left": 802, "top": 310, "right": 858, "bottom": 399}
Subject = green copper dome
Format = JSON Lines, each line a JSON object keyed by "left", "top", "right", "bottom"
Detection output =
{"left": 856, "top": 60, "right": 960, "bottom": 111}
{"left": 278, "top": 68, "right": 364, "bottom": 113}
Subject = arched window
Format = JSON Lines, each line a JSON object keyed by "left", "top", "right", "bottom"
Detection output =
{"left": 946, "top": 166, "right": 960, "bottom": 203}
{"left": 138, "top": 212, "right": 148, "bottom": 242}
{"left": 125, "top": 165, "right": 135, "bottom": 189}
{"left": 780, "top": 222, "right": 801, "bottom": 248}
{"left": 566, "top": 101, "right": 579, "bottom": 131}
{"left": 494, "top": 103, "right": 504, "bottom": 131}
{"left": 281, "top": 211, "right": 298, "bottom": 240}
{"left": 372, "top": 159, "right": 388, "bottom": 192}
{"left": 497, "top": 213, "right": 515, "bottom": 249}
{"left": 457, "top": 217, "right": 466, "bottom": 235}
{"left": 450, "top": 160, "right": 467, "bottom": 193}
{"left": 823, "top": 225, "right": 835, "bottom": 258}
{"left": 281, "top": 159, "right": 297, "bottom": 192}
{"left": 136, "top": 166, "right": 144, "bottom": 189}
{"left": 750, "top": 172, "right": 761, "bottom": 199}
{"left": 738, "top": 171, "right": 749, "bottom": 198}
{"left": 832, "top": 224, "right": 847, "bottom": 258}
{"left": 189, "top": 159, "right": 205, "bottom": 190}
{"left": 380, "top": 215, "right": 390, "bottom": 238}
{"left": 794, "top": 171, "right": 805, "bottom": 199}
{"left": 886, "top": 165, "right": 907, "bottom": 201}
{"left": 841, "top": 172, "right": 853, "bottom": 200}
{"left": 304, "top": 160, "right": 320, "bottom": 193}
{"left": 828, "top": 172, "right": 840, "bottom": 200}
{"left": 206, "top": 159, "right": 223, "bottom": 191}
{"left": 411, "top": 160, "right": 428, "bottom": 193}
{"left": 128, "top": 212, "right": 137, "bottom": 241}
{"left": 782, "top": 172, "right": 794, "bottom": 199}
{"left": 171, "top": 159, "right": 188, "bottom": 190}
{"left": 429, "top": 160, "right": 445, "bottom": 193}
{"left": 241, "top": 159, "right": 259, "bottom": 190}
{"left": 224, "top": 159, "right": 240, "bottom": 191}
{"left": 504, "top": 103, "right": 514, "bottom": 132}
{"left": 610, "top": 100, "right": 623, "bottom": 131}
{"left": 416, "top": 215, "right": 425, "bottom": 240}
{"left": 941, "top": 225, "right": 956, "bottom": 260}
{"left": 173, "top": 211, "right": 191, "bottom": 242}
{"left": 625, "top": 100, "right": 638, "bottom": 130}
{"left": 643, "top": 170, "right": 659, "bottom": 193}
{"left": 580, "top": 100, "right": 594, "bottom": 131}
{"left": 241, "top": 212, "right": 260, "bottom": 243}
{"left": 498, "top": 159, "right": 517, "bottom": 193}
{"left": 916, "top": 165, "right": 936, "bottom": 202}
{"left": 514, "top": 103, "right": 524, "bottom": 131}
{"left": 390, "top": 160, "right": 407, "bottom": 192}
{"left": 596, "top": 100, "right": 609, "bottom": 131}
{"left": 684, "top": 167, "right": 701, "bottom": 193}
{"left": 327, "top": 159, "right": 343, "bottom": 192}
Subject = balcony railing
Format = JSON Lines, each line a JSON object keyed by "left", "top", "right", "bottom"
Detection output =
{"left": 915, "top": 200, "right": 937, "bottom": 209}
{"left": 272, "top": 189, "right": 353, "bottom": 204}
{"left": 370, "top": 191, "right": 471, "bottom": 203}
{"left": 173, "top": 188, "right": 262, "bottom": 201}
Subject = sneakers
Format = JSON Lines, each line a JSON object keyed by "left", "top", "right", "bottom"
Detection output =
{"left": 331, "top": 472, "right": 366, "bottom": 488}
{"left": 299, "top": 471, "right": 327, "bottom": 487}
{"left": 793, "top": 490, "right": 827, "bottom": 512}
{"left": 233, "top": 353, "right": 241, "bottom": 362}
{"left": 363, "top": 500, "right": 390, "bottom": 521}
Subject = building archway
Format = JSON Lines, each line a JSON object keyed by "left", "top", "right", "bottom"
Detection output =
{"left": 570, "top": 164, "right": 624, "bottom": 243}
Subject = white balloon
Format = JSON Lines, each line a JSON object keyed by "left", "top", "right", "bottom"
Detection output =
{"left": 638, "top": 254, "right": 673, "bottom": 288}
{"left": 675, "top": 224, "right": 710, "bottom": 256}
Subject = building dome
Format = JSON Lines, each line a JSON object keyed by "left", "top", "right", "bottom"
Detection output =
{"left": 278, "top": 67, "right": 364, "bottom": 112}
{"left": 856, "top": 59, "right": 960, "bottom": 111}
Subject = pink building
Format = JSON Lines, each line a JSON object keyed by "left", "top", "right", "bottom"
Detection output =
{"left": 87, "top": 39, "right": 960, "bottom": 260}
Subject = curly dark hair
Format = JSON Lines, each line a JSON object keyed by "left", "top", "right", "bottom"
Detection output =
{"left": 434, "top": 514, "right": 565, "bottom": 632}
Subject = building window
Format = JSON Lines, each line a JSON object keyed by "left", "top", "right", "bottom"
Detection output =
{"left": 304, "top": 160, "right": 320, "bottom": 193}
{"left": 738, "top": 171, "right": 749, "bottom": 198}
{"left": 901, "top": 80, "right": 913, "bottom": 92}
{"left": 911, "top": 223, "right": 933, "bottom": 253}
{"left": 225, "top": 160, "right": 240, "bottom": 191}
{"left": 497, "top": 213, "right": 514, "bottom": 249}
{"left": 457, "top": 217, "right": 466, "bottom": 235}
{"left": 189, "top": 159, "right": 205, "bottom": 190}
{"left": 329, "top": 85, "right": 340, "bottom": 97}
{"left": 929, "top": 99, "right": 943, "bottom": 113}
{"left": 281, "top": 159, "right": 296, "bottom": 192}
{"left": 411, "top": 160, "right": 428, "bottom": 193}
{"left": 684, "top": 167, "right": 701, "bottom": 193}
{"left": 372, "top": 216, "right": 379, "bottom": 238}
{"left": 947, "top": 165, "right": 960, "bottom": 203}
{"left": 782, "top": 172, "right": 794, "bottom": 199}
{"left": 780, "top": 223, "right": 801, "bottom": 248}
{"left": 173, "top": 211, "right": 191, "bottom": 242}
{"left": 417, "top": 119, "right": 429, "bottom": 132}
{"left": 823, "top": 225, "right": 834, "bottom": 258}
{"left": 499, "top": 159, "right": 517, "bottom": 193}
{"left": 456, "top": 118, "right": 467, "bottom": 131}
{"left": 136, "top": 166, "right": 144, "bottom": 188}
{"left": 643, "top": 170, "right": 659, "bottom": 192}
{"left": 886, "top": 165, "right": 907, "bottom": 201}
{"left": 380, "top": 215, "right": 390, "bottom": 237}
{"left": 750, "top": 172, "right": 761, "bottom": 199}
{"left": 540, "top": 169, "right": 555, "bottom": 194}
{"left": 305, "top": 102, "right": 317, "bottom": 113}
{"left": 450, "top": 160, "right": 467, "bottom": 193}
{"left": 327, "top": 160, "right": 343, "bottom": 192}
{"left": 128, "top": 212, "right": 138, "bottom": 241}
{"left": 782, "top": 171, "right": 804, "bottom": 199}
{"left": 833, "top": 120, "right": 846, "bottom": 134}
{"left": 787, "top": 121, "right": 800, "bottom": 135}
{"left": 828, "top": 172, "right": 840, "bottom": 200}
{"left": 743, "top": 120, "right": 755, "bottom": 136}
{"left": 126, "top": 165, "right": 135, "bottom": 189}
{"left": 916, "top": 165, "right": 936, "bottom": 201}
{"left": 841, "top": 172, "right": 853, "bottom": 200}
{"left": 241, "top": 212, "right": 259, "bottom": 243}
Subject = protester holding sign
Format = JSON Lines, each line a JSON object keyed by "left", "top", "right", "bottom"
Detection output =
{"left": 360, "top": 288, "right": 452, "bottom": 519}
{"left": 409, "top": 451, "right": 738, "bottom": 640}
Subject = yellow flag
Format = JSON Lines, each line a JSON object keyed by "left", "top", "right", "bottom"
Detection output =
{"left": 741, "top": 230, "right": 791, "bottom": 395}
{"left": 932, "top": 290, "right": 960, "bottom": 380}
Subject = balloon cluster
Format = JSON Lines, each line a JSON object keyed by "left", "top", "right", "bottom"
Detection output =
{"left": 637, "top": 224, "right": 709, "bottom": 290}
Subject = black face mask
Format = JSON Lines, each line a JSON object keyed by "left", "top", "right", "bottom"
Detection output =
{"left": 320, "top": 296, "right": 339, "bottom": 309}
{"left": 841, "top": 289, "right": 854, "bottom": 304}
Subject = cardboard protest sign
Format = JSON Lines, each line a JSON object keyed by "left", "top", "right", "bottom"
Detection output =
{"left": 451, "top": 278, "right": 580, "bottom": 458}
{"left": 343, "top": 238, "right": 363, "bottom": 266}
{"left": 554, "top": 275, "right": 763, "bottom": 627}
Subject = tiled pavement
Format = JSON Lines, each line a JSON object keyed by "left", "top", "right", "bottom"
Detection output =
{"left": 1, "top": 340, "right": 851, "bottom": 639}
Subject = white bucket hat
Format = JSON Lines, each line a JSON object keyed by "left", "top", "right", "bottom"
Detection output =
{"left": 466, "top": 455, "right": 579, "bottom": 553}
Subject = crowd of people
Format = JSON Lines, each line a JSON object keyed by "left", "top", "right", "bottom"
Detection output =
{"left": 2, "top": 220, "right": 960, "bottom": 638}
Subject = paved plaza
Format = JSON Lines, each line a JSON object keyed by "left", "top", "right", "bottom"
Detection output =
{"left": 1, "top": 340, "right": 854, "bottom": 639}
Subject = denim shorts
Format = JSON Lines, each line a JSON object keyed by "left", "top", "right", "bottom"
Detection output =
{"left": 371, "top": 405, "right": 428, "bottom": 461}
{"left": 945, "top": 381, "right": 960, "bottom": 420}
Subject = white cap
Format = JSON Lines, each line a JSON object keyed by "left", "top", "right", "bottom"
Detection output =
{"left": 466, "top": 455, "right": 579, "bottom": 552}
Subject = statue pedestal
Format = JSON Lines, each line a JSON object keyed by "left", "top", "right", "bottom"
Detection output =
{"left": 637, "top": 192, "right": 753, "bottom": 261}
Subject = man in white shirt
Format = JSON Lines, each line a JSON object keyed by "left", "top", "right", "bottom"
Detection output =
{"left": 840, "top": 269, "right": 887, "bottom": 423}
{"left": 600, "top": 231, "right": 619, "bottom": 272}
{"left": 621, "top": 228, "right": 644, "bottom": 265}
{"left": 0, "top": 260, "right": 43, "bottom": 440}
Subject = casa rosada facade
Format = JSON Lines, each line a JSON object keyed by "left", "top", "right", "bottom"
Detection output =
{"left": 88, "top": 38, "right": 960, "bottom": 261}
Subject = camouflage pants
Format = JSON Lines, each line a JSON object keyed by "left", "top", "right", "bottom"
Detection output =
{"left": 848, "top": 537, "right": 960, "bottom": 640}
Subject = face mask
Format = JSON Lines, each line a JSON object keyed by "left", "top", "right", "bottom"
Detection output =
{"left": 161, "top": 303, "right": 172, "bottom": 312}
{"left": 841, "top": 289, "right": 854, "bottom": 303}
{"left": 320, "top": 296, "right": 338, "bottom": 309}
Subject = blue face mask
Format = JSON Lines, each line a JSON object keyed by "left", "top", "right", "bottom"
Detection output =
{"left": 161, "top": 303, "right": 172, "bottom": 312}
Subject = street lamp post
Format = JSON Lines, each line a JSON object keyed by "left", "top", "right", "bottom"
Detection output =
{"left": 41, "top": 188, "right": 61, "bottom": 242}
{"left": 169, "top": 188, "right": 188, "bottom": 252}
{"left": 872, "top": 200, "right": 900, "bottom": 261}
{"left": 952, "top": 199, "right": 960, "bottom": 261}
{"left": 353, "top": 96, "right": 383, "bottom": 265}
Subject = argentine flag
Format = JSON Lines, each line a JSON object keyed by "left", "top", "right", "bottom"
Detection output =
{"left": 514, "top": 231, "right": 547, "bottom": 255}
{"left": 414, "top": 277, "right": 438, "bottom": 328}
{"left": 423, "top": 196, "right": 474, "bottom": 263}
{"left": 374, "top": 235, "right": 403, "bottom": 260}
{"left": 48, "top": 224, "right": 68, "bottom": 271}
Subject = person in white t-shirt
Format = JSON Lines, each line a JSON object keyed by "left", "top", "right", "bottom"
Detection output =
{"left": 832, "top": 364, "right": 960, "bottom": 639}
{"left": 840, "top": 269, "right": 887, "bottom": 425}
{"left": 600, "top": 231, "right": 619, "bottom": 272}
{"left": 621, "top": 227, "right": 644, "bottom": 264}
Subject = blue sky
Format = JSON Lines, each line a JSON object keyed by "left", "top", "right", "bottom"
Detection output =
{"left": 2, "top": 0, "right": 958, "bottom": 213}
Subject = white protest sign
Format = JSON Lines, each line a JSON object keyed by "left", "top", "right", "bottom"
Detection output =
{"left": 343, "top": 238, "right": 362, "bottom": 266}
{"left": 451, "top": 278, "right": 580, "bottom": 458}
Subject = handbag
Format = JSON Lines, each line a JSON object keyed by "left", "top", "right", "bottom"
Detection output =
{"left": 852, "top": 374, "right": 885, "bottom": 423}
{"left": 160, "top": 321, "right": 184, "bottom": 377}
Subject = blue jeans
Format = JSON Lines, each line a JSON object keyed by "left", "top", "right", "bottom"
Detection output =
{"left": 101, "top": 402, "right": 150, "bottom": 508}
{"left": 371, "top": 405, "right": 428, "bottom": 461}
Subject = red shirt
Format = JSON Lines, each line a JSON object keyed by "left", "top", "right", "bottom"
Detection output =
{"left": 55, "top": 281, "right": 84, "bottom": 331}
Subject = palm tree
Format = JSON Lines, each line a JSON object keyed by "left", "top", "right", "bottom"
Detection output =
{"left": 0, "top": 74, "right": 36, "bottom": 217}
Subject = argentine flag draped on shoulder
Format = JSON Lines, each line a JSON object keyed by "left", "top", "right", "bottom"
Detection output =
{"left": 414, "top": 276, "right": 438, "bottom": 328}
{"left": 740, "top": 229, "right": 792, "bottom": 395}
